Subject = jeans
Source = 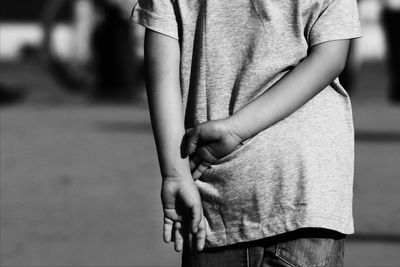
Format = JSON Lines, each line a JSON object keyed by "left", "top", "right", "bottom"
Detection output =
{"left": 182, "top": 228, "right": 345, "bottom": 267}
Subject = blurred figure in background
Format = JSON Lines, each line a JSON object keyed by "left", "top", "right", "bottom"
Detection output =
{"left": 40, "top": 0, "right": 144, "bottom": 102}
{"left": 383, "top": 0, "right": 400, "bottom": 103}
{"left": 341, "top": 0, "right": 400, "bottom": 103}
{"left": 91, "top": 0, "right": 143, "bottom": 103}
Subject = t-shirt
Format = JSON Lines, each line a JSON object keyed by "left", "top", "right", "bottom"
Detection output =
{"left": 132, "top": 0, "right": 362, "bottom": 247}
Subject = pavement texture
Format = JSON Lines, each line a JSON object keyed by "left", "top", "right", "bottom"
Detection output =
{"left": 1, "top": 61, "right": 400, "bottom": 267}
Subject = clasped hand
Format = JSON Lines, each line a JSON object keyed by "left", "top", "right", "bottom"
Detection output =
{"left": 183, "top": 118, "right": 243, "bottom": 180}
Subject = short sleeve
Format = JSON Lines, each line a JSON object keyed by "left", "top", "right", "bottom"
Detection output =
{"left": 131, "top": 0, "right": 179, "bottom": 40}
{"left": 309, "top": 0, "right": 362, "bottom": 46}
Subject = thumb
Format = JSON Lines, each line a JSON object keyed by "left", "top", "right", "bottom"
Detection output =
{"left": 186, "top": 127, "right": 201, "bottom": 156}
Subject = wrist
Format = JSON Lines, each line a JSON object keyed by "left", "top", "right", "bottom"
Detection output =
{"left": 224, "top": 114, "right": 253, "bottom": 142}
{"left": 160, "top": 164, "right": 192, "bottom": 182}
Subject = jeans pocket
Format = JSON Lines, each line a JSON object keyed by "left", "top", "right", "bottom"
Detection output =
{"left": 275, "top": 237, "right": 338, "bottom": 267}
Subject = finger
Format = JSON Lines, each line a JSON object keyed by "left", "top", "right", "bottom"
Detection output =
{"left": 180, "top": 131, "right": 189, "bottom": 158}
{"left": 174, "top": 221, "right": 184, "bottom": 252}
{"left": 192, "top": 162, "right": 211, "bottom": 180}
{"left": 189, "top": 231, "right": 194, "bottom": 249}
{"left": 186, "top": 127, "right": 201, "bottom": 156}
{"left": 190, "top": 154, "right": 202, "bottom": 172}
{"left": 163, "top": 208, "right": 183, "bottom": 222}
{"left": 163, "top": 217, "right": 174, "bottom": 243}
{"left": 195, "top": 217, "right": 206, "bottom": 251}
{"left": 190, "top": 203, "right": 202, "bottom": 234}
{"left": 196, "top": 146, "right": 218, "bottom": 164}
{"left": 185, "top": 127, "right": 193, "bottom": 134}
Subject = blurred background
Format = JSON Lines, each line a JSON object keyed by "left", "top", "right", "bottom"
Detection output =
{"left": 0, "top": 0, "right": 399, "bottom": 266}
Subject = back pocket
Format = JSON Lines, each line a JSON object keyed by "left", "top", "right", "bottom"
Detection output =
{"left": 275, "top": 237, "right": 336, "bottom": 267}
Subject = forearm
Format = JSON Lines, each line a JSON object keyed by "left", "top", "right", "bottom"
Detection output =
{"left": 228, "top": 40, "right": 350, "bottom": 141}
{"left": 144, "top": 30, "right": 191, "bottom": 180}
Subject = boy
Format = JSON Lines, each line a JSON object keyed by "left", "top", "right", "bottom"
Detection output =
{"left": 132, "top": 0, "right": 361, "bottom": 266}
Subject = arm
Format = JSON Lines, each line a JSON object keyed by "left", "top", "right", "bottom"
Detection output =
{"left": 186, "top": 40, "right": 350, "bottom": 179}
{"left": 144, "top": 29, "right": 205, "bottom": 252}
{"left": 227, "top": 39, "right": 350, "bottom": 140}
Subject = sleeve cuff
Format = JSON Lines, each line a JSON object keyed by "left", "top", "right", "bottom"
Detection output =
{"left": 310, "top": 25, "right": 362, "bottom": 47}
{"left": 131, "top": 8, "right": 179, "bottom": 40}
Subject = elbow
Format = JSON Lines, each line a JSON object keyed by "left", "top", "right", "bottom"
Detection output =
{"left": 334, "top": 56, "right": 348, "bottom": 78}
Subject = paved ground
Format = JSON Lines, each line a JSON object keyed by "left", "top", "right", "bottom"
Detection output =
{"left": 1, "top": 61, "right": 400, "bottom": 267}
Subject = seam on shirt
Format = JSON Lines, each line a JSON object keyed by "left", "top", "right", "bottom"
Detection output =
{"left": 218, "top": 205, "right": 230, "bottom": 245}
{"left": 249, "top": 0, "right": 267, "bottom": 29}
{"left": 306, "top": 0, "right": 331, "bottom": 44}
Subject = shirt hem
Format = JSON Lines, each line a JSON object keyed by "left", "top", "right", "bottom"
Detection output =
{"left": 204, "top": 217, "right": 354, "bottom": 248}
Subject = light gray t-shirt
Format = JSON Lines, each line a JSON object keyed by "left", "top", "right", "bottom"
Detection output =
{"left": 132, "top": 0, "right": 362, "bottom": 247}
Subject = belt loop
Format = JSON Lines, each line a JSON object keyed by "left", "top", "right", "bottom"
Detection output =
{"left": 246, "top": 247, "right": 250, "bottom": 267}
